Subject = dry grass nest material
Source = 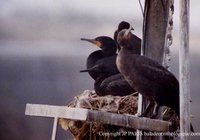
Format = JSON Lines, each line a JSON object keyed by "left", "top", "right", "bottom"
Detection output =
{"left": 59, "top": 90, "right": 179, "bottom": 140}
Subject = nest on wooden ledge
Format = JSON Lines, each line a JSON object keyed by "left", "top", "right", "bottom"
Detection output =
{"left": 59, "top": 90, "right": 179, "bottom": 140}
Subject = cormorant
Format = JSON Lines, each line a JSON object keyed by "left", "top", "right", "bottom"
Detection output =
{"left": 114, "top": 21, "right": 141, "bottom": 53}
{"left": 80, "top": 36, "right": 118, "bottom": 80}
{"left": 116, "top": 26, "right": 180, "bottom": 117}
{"left": 117, "top": 26, "right": 194, "bottom": 131}
{"left": 80, "top": 36, "right": 135, "bottom": 96}
{"left": 80, "top": 21, "right": 142, "bottom": 96}
{"left": 81, "top": 67, "right": 135, "bottom": 96}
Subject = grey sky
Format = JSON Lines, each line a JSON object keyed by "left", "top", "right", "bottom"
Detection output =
{"left": 0, "top": 0, "right": 199, "bottom": 55}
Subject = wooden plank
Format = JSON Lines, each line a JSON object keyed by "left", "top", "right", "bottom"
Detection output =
{"left": 179, "top": 0, "right": 191, "bottom": 140}
{"left": 25, "top": 104, "right": 171, "bottom": 132}
{"left": 25, "top": 103, "right": 88, "bottom": 121}
{"left": 87, "top": 110, "right": 170, "bottom": 132}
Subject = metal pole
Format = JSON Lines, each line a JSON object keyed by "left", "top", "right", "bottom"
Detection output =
{"left": 179, "top": 0, "right": 191, "bottom": 140}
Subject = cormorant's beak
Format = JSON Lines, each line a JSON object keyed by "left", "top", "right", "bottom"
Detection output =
{"left": 80, "top": 69, "right": 90, "bottom": 72}
{"left": 124, "top": 26, "right": 134, "bottom": 37}
{"left": 80, "top": 65, "right": 101, "bottom": 73}
{"left": 81, "top": 38, "right": 101, "bottom": 47}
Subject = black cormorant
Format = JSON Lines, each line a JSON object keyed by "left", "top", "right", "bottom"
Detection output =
{"left": 114, "top": 21, "right": 141, "bottom": 53}
{"left": 116, "top": 26, "right": 180, "bottom": 117}
{"left": 80, "top": 21, "right": 142, "bottom": 96}
{"left": 117, "top": 26, "right": 195, "bottom": 131}
{"left": 80, "top": 36, "right": 118, "bottom": 80}
{"left": 82, "top": 67, "right": 135, "bottom": 96}
{"left": 80, "top": 36, "right": 135, "bottom": 96}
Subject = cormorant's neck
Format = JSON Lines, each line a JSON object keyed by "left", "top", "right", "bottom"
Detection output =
{"left": 119, "top": 46, "right": 139, "bottom": 60}
{"left": 87, "top": 51, "right": 104, "bottom": 80}
{"left": 87, "top": 50, "right": 104, "bottom": 66}
{"left": 120, "top": 34, "right": 141, "bottom": 55}
{"left": 122, "top": 44, "right": 135, "bottom": 52}
{"left": 101, "top": 46, "right": 117, "bottom": 56}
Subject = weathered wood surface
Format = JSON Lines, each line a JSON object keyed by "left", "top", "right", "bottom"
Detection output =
{"left": 179, "top": 0, "right": 191, "bottom": 140}
{"left": 139, "top": 0, "right": 174, "bottom": 123}
{"left": 25, "top": 104, "right": 88, "bottom": 120}
{"left": 142, "top": 0, "right": 173, "bottom": 65}
{"left": 25, "top": 104, "right": 171, "bottom": 132}
{"left": 138, "top": 0, "right": 174, "bottom": 140}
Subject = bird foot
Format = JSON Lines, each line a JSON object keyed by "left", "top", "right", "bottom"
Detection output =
{"left": 134, "top": 112, "right": 147, "bottom": 117}
{"left": 134, "top": 113, "right": 139, "bottom": 117}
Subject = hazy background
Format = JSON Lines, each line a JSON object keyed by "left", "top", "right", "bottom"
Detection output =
{"left": 0, "top": 0, "right": 199, "bottom": 139}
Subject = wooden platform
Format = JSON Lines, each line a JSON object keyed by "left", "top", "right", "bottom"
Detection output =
{"left": 25, "top": 103, "right": 171, "bottom": 132}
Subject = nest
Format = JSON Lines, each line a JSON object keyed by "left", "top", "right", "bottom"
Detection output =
{"left": 59, "top": 90, "right": 179, "bottom": 140}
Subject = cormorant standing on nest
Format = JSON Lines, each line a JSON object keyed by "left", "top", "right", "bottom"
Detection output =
{"left": 117, "top": 26, "right": 194, "bottom": 131}
{"left": 116, "top": 26, "right": 180, "bottom": 117}
{"left": 80, "top": 36, "right": 135, "bottom": 96}
{"left": 114, "top": 21, "right": 141, "bottom": 53}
